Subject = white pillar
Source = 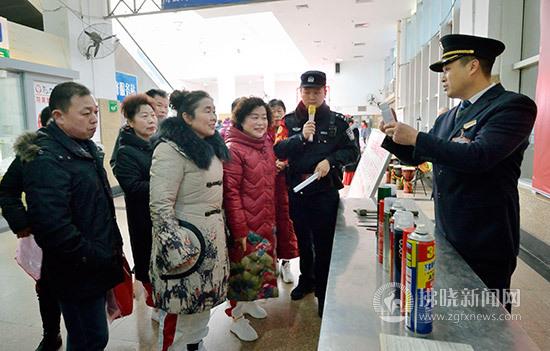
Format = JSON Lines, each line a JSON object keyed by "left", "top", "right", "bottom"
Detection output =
{"left": 217, "top": 74, "right": 236, "bottom": 114}
{"left": 263, "top": 72, "right": 276, "bottom": 100}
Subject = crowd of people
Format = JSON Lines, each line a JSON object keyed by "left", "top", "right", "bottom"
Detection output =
{"left": 0, "top": 31, "right": 537, "bottom": 351}
{"left": 0, "top": 70, "right": 360, "bottom": 351}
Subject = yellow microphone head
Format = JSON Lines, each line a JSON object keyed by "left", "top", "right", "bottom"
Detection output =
{"left": 308, "top": 105, "right": 316, "bottom": 117}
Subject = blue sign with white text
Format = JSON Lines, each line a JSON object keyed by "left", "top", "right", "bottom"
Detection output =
{"left": 162, "top": 0, "right": 251, "bottom": 10}
{"left": 115, "top": 72, "right": 138, "bottom": 103}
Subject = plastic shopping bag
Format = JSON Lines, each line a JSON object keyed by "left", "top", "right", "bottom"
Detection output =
{"left": 15, "top": 235, "right": 42, "bottom": 281}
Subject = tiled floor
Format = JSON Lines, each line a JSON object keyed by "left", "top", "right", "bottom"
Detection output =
{"left": 0, "top": 193, "right": 548, "bottom": 350}
{"left": 0, "top": 196, "right": 320, "bottom": 351}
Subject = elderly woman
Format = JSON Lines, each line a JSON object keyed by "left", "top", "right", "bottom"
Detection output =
{"left": 223, "top": 97, "right": 278, "bottom": 342}
{"left": 149, "top": 89, "right": 230, "bottom": 351}
{"left": 112, "top": 94, "right": 158, "bottom": 310}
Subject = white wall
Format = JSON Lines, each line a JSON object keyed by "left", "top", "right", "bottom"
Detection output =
{"left": 42, "top": 0, "right": 117, "bottom": 100}
{"left": 329, "top": 59, "right": 385, "bottom": 115}
{"left": 115, "top": 44, "right": 159, "bottom": 93}
{"left": 8, "top": 21, "right": 69, "bottom": 68}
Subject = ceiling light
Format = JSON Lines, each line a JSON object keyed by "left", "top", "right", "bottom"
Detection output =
{"left": 354, "top": 22, "right": 369, "bottom": 28}
{"left": 335, "top": 58, "right": 344, "bottom": 62}
{"left": 313, "top": 40, "right": 322, "bottom": 45}
{"left": 296, "top": 4, "right": 309, "bottom": 10}
{"left": 356, "top": 0, "right": 374, "bottom": 3}
{"left": 353, "top": 55, "right": 364, "bottom": 58}
{"left": 353, "top": 42, "right": 366, "bottom": 46}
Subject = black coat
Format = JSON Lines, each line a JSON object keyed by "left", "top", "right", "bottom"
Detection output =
{"left": 0, "top": 133, "right": 43, "bottom": 234}
{"left": 112, "top": 127, "right": 153, "bottom": 282}
{"left": 382, "top": 84, "right": 537, "bottom": 264}
{"left": 344, "top": 128, "right": 361, "bottom": 172}
{"left": 0, "top": 158, "right": 26, "bottom": 233}
{"left": 274, "top": 102, "right": 360, "bottom": 195}
{"left": 22, "top": 122, "right": 124, "bottom": 301}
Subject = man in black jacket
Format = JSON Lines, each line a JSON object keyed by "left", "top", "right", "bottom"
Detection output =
{"left": 380, "top": 35, "right": 537, "bottom": 312}
{"left": 22, "top": 82, "right": 124, "bottom": 349}
{"left": 0, "top": 107, "right": 63, "bottom": 351}
{"left": 274, "top": 71, "right": 359, "bottom": 317}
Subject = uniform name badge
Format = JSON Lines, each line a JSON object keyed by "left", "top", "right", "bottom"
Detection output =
{"left": 463, "top": 119, "right": 477, "bottom": 130}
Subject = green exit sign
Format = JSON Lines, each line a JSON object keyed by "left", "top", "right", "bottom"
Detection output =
{"left": 109, "top": 100, "right": 118, "bottom": 113}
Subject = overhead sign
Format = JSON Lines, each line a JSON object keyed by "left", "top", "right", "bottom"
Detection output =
{"left": 0, "top": 16, "right": 10, "bottom": 58}
{"left": 115, "top": 71, "right": 138, "bottom": 102}
{"left": 162, "top": 0, "right": 251, "bottom": 10}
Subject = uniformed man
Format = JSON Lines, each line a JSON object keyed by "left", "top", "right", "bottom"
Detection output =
{"left": 380, "top": 34, "right": 537, "bottom": 312}
{"left": 274, "top": 70, "right": 359, "bottom": 317}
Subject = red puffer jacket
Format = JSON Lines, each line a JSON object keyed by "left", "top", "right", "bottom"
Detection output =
{"left": 223, "top": 127, "right": 277, "bottom": 246}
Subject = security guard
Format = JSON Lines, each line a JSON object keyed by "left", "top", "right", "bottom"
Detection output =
{"left": 274, "top": 70, "right": 359, "bottom": 317}
{"left": 380, "top": 34, "right": 537, "bottom": 312}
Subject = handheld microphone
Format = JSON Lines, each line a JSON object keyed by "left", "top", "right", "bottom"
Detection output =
{"left": 307, "top": 105, "right": 316, "bottom": 142}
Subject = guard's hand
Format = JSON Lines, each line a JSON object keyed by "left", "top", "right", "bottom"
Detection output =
{"left": 302, "top": 121, "right": 316, "bottom": 140}
{"left": 314, "top": 159, "right": 331, "bottom": 179}
{"left": 16, "top": 227, "right": 32, "bottom": 238}
{"left": 383, "top": 122, "right": 419, "bottom": 146}
{"left": 379, "top": 120, "right": 388, "bottom": 133}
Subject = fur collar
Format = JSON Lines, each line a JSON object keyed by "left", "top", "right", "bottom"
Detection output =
{"left": 14, "top": 131, "right": 40, "bottom": 163}
{"left": 153, "top": 116, "right": 229, "bottom": 170}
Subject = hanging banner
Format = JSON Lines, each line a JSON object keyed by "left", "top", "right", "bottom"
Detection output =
{"left": 0, "top": 16, "right": 10, "bottom": 58}
{"left": 162, "top": 0, "right": 252, "bottom": 10}
{"left": 532, "top": 0, "right": 550, "bottom": 197}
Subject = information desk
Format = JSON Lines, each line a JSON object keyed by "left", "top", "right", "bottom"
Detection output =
{"left": 318, "top": 197, "right": 540, "bottom": 351}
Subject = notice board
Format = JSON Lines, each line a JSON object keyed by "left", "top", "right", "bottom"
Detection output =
{"left": 347, "top": 129, "right": 391, "bottom": 199}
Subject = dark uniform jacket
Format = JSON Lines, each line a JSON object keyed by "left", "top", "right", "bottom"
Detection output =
{"left": 22, "top": 122, "right": 124, "bottom": 300}
{"left": 382, "top": 84, "right": 537, "bottom": 263}
{"left": 112, "top": 126, "right": 153, "bottom": 282}
{"left": 274, "top": 101, "right": 359, "bottom": 195}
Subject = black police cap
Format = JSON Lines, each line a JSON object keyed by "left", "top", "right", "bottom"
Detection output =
{"left": 300, "top": 70, "right": 326, "bottom": 87}
{"left": 429, "top": 34, "right": 505, "bottom": 72}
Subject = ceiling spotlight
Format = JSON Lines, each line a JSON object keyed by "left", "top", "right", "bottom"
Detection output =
{"left": 353, "top": 42, "right": 366, "bottom": 46}
{"left": 354, "top": 22, "right": 369, "bottom": 28}
{"left": 353, "top": 55, "right": 364, "bottom": 58}
{"left": 296, "top": 4, "right": 309, "bottom": 10}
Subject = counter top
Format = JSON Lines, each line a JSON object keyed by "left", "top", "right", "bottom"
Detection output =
{"left": 318, "top": 197, "right": 540, "bottom": 351}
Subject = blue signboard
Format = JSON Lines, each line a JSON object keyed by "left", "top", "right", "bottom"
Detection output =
{"left": 162, "top": 0, "right": 251, "bottom": 10}
{"left": 115, "top": 72, "right": 138, "bottom": 103}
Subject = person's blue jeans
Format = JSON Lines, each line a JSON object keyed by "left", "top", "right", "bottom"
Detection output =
{"left": 58, "top": 293, "right": 108, "bottom": 350}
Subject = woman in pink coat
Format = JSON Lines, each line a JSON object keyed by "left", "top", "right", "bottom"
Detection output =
{"left": 223, "top": 97, "right": 277, "bottom": 342}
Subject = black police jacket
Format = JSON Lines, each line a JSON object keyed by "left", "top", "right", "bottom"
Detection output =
{"left": 382, "top": 84, "right": 537, "bottom": 264}
{"left": 22, "top": 122, "right": 124, "bottom": 301}
{"left": 274, "top": 102, "right": 359, "bottom": 195}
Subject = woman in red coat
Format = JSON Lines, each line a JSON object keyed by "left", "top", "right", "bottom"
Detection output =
{"left": 268, "top": 99, "right": 299, "bottom": 283}
{"left": 223, "top": 97, "right": 277, "bottom": 342}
